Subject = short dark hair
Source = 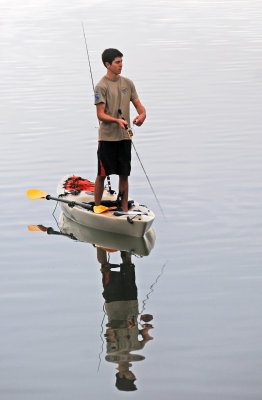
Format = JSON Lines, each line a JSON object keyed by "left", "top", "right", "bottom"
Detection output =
{"left": 102, "top": 48, "right": 123, "bottom": 67}
{"left": 115, "top": 373, "right": 137, "bottom": 391}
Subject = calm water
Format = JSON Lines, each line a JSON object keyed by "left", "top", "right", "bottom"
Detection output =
{"left": 1, "top": 0, "right": 262, "bottom": 398}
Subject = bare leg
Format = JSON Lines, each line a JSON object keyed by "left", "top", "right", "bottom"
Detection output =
{"left": 119, "top": 175, "right": 129, "bottom": 211}
{"left": 95, "top": 175, "right": 106, "bottom": 206}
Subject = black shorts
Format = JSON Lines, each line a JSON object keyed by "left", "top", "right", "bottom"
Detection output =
{"left": 97, "top": 140, "right": 131, "bottom": 176}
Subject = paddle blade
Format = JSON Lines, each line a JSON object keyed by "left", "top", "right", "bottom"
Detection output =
{"left": 93, "top": 205, "right": 117, "bottom": 214}
{"left": 28, "top": 225, "right": 48, "bottom": 232}
{"left": 95, "top": 245, "right": 118, "bottom": 253}
{"left": 27, "top": 189, "right": 48, "bottom": 200}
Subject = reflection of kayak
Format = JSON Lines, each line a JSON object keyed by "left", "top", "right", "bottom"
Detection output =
{"left": 57, "top": 175, "right": 155, "bottom": 237}
{"left": 58, "top": 212, "right": 156, "bottom": 256}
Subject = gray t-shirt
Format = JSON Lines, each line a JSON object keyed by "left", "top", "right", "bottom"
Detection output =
{"left": 94, "top": 75, "right": 138, "bottom": 141}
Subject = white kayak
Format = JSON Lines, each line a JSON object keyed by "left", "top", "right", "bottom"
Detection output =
{"left": 56, "top": 175, "right": 155, "bottom": 237}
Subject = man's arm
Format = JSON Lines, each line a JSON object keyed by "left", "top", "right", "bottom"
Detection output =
{"left": 96, "top": 103, "right": 128, "bottom": 129}
{"left": 132, "top": 98, "right": 146, "bottom": 126}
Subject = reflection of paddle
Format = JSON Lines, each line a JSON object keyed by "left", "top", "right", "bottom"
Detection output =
{"left": 95, "top": 245, "right": 118, "bottom": 253}
{"left": 27, "top": 224, "right": 78, "bottom": 240}
{"left": 28, "top": 225, "right": 48, "bottom": 232}
{"left": 26, "top": 189, "right": 116, "bottom": 214}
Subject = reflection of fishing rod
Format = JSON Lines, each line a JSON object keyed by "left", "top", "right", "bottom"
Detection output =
{"left": 97, "top": 304, "right": 106, "bottom": 373}
{"left": 139, "top": 261, "right": 167, "bottom": 318}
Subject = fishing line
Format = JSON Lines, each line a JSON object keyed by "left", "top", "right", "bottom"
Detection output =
{"left": 132, "top": 138, "right": 165, "bottom": 219}
{"left": 120, "top": 114, "right": 166, "bottom": 219}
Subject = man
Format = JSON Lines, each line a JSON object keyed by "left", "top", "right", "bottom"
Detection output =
{"left": 94, "top": 48, "right": 146, "bottom": 211}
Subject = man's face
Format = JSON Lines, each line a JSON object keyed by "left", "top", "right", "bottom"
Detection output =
{"left": 106, "top": 57, "right": 123, "bottom": 75}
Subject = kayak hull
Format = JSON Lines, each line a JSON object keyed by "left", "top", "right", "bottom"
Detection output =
{"left": 57, "top": 175, "right": 155, "bottom": 237}
{"left": 59, "top": 212, "right": 156, "bottom": 256}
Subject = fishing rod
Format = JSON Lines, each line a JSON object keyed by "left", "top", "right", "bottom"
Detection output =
{"left": 81, "top": 22, "right": 95, "bottom": 92}
{"left": 82, "top": 23, "right": 115, "bottom": 194}
{"left": 81, "top": 23, "right": 165, "bottom": 219}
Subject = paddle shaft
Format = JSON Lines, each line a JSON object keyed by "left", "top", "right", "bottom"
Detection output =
{"left": 46, "top": 195, "right": 92, "bottom": 210}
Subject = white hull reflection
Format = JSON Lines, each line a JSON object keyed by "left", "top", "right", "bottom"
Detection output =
{"left": 58, "top": 212, "right": 156, "bottom": 257}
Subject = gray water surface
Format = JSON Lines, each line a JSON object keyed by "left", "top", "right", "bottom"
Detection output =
{"left": 1, "top": 0, "right": 262, "bottom": 399}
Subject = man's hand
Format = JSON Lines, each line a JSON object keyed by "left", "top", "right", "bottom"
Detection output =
{"left": 133, "top": 113, "right": 146, "bottom": 126}
{"left": 132, "top": 98, "right": 146, "bottom": 127}
{"left": 117, "top": 118, "right": 128, "bottom": 130}
{"left": 97, "top": 104, "right": 128, "bottom": 129}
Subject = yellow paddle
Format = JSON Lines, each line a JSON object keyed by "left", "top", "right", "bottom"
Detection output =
{"left": 27, "top": 189, "right": 116, "bottom": 214}
{"left": 27, "top": 189, "right": 48, "bottom": 199}
{"left": 93, "top": 205, "right": 116, "bottom": 214}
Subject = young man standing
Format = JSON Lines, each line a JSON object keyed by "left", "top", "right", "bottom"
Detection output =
{"left": 94, "top": 48, "right": 146, "bottom": 212}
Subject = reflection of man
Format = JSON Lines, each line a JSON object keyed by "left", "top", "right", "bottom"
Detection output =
{"left": 97, "top": 247, "right": 153, "bottom": 392}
